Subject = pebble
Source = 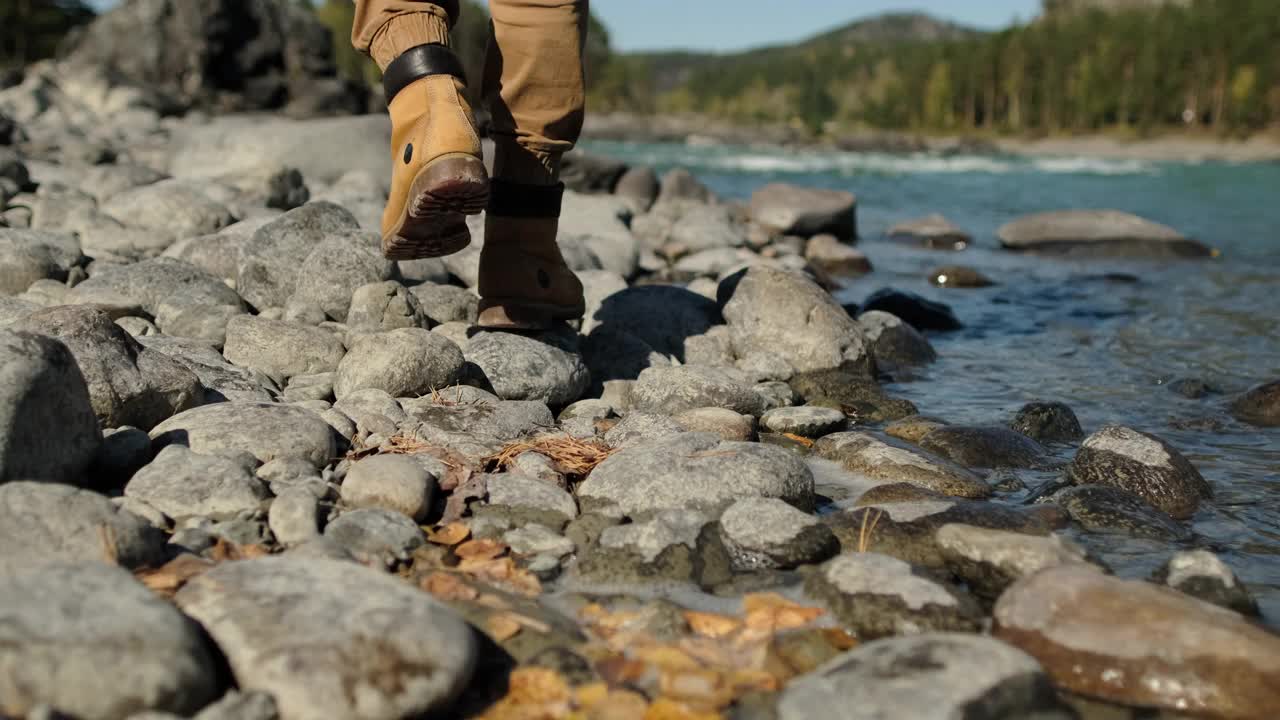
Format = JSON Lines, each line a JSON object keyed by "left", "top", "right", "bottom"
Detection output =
{"left": 994, "top": 564, "right": 1280, "bottom": 719}
{"left": 482, "top": 472, "right": 580, "bottom": 530}
{"left": 1067, "top": 425, "right": 1211, "bottom": 519}
{"left": 1009, "top": 401, "right": 1084, "bottom": 443}
{"left": 718, "top": 497, "right": 838, "bottom": 570}
{"left": 760, "top": 406, "right": 847, "bottom": 438}
{"left": 340, "top": 454, "right": 437, "bottom": 522}
{"left": 175, "top": 557, "right": 475, "bottom": 719}
{"left": 150, "top": 402, "right": 337, "bottom": 468}
{"left": 0, "top": 562, "right": 222, "bottom": 719}
{"left": 672, "top": 407, "right": 758, "bottom": 441}
{"left": 267, "top": 487, "right": 322, "bottom": 546}
{"left": 125, "top": 444, "right": 268, "bottom": 521}
{"left": 504, "top": 524, "right": 576, "bottom": 558}
{"left": 323, "top": 508, "right": 425, "bottom": 568}
{"left": 630, "top": 364, "right": 766, "bottom": 416}
{"left": 334, "top": 328, "right": 465, "bottom": 400}
{"left": 346, "top": 279, "right": 430, "bottom": 332}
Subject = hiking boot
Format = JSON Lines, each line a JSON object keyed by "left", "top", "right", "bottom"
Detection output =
{"left": 380, "top": 43, "right": 487, "bottom": 260}
{"left": 477, "top": 181, "right": 585, "bottom": 330}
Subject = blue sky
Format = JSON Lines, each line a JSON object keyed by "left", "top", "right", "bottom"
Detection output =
{"left": 87, "top": 1, "right": 1043, "bottom": 53}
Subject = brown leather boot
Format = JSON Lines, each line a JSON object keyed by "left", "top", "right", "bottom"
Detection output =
{"left": 477, "top": 181, "right": 585, "bottom": 330}
{"left": 380, "top": 44, "right": 487, "bottom": 260}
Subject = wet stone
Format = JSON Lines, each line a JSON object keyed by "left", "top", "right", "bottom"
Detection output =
{"left": 1154, "top": 549, "right": 1260, "bottom": 616}
{"left": 856, "top": 310, "right": 937, "bottom": 370}
{"left": 718, "top": 497, "right": 838, "bottom": 571}
{"left": 812, "top": 432, "right": 991, "bottom": 499}
{"left": 1229, "top": 379, "right": 1280, "bottom": 427}
{"left": 1010, "top": 401, "right": 1085, "bottom": 443}
{"left": 928, "top": 265, "right": 994, "bottom": 288}
{"left": 936, "top": 523, "right": 1101, "bottom": 601}
{"left": 1067, "top": 425, "right": 1211, "bottom": 520}
{"left": 1050, "top": 484, "right": 1191, "bottom": 541}
{"left": 884, "top": 415, "right": 948, "bottom": 444}
{"left": 789, "top": 370, "right": 918, "bottom": 423}
{"left": 760, "top": 406, "right": 847, "bottom": 438}
{"left": 919, "top": 425, "right": 1050, "bottom": 470}
{"left": 860, "top": 288, "right": 961, "bottom": 332}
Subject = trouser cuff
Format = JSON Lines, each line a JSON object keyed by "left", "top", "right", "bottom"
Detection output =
{"left": 370, "top": 12, "right": 451, "bottom": 71}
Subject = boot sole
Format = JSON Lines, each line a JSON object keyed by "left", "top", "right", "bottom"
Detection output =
{"left": 477, "top": 299, "right": 586, "bottom": 331}
{"left": 383, "top": 153, "right": 489, "bottom": 261}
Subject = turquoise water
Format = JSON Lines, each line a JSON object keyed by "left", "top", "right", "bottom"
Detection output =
{"left": 586, "top": 139, "right": 1280, "bottom": 620}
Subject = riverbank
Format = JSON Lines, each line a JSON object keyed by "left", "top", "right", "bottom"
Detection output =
{"left": 583, "top": 112, "right": 1280, "bottom": 164}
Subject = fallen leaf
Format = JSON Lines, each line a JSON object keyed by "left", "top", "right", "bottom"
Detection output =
{"left": 781, "top": 433, "right": 815, "bottom": 448}
{"left": 426, "top": 522, "right": 471, "bottom": 546}
{"left": 134, "top": 554, "right": 215, "bottom": 597}
{"left": 821, "top": 627, "right": 859, "bottom": 651}
{"left": 643, "top": 698, "right": 722, "bottom": 720}
{"left": 743, "top": 593, "right": 825, "bottom": 633}
{"left": 636, "top": 645, "right": 701, "bottom": 672}
{"left": 587, "top": 689, "right": 648, "bottom": 720}
{"left": 456, "top": 538, "right": 507, "bottom": 561}
{"left": 421, "top": 572, "right": 478, "bottom": 602}
{"left": 486, "top": 613, "right": 523, "bottom": 642}
{"left": 475, "top": 593, "right": 512, "bottom": 610}
{"left": 682, "top": 611, "right": 742, "bottom": 639}
{"left": 595, "top": 655, "right": 648, "bottom": 686}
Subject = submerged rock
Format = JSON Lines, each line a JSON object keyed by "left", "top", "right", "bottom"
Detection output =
{"left": 918, "top": 425, "right": 1049, "bottom": 470}
{"left": 994, "top": 565, "right": 1280, "bottom": 719}
{"left": 856, "top": 310, "right": 936, "bottom": 369}
{"left": 1229, "top": 379, "right": 1280, "bottom": 427}
{"left": 998, "top": 209, "right": 1210, "bottom": 258}
{"left": 887, "top": 214, "right": 972, "bottom": 250}
{"left": 1067, "top": 425, "right": 1211, "bottom": 519}
{"left": 1009, "top": 401, "right": 1084, "bottom": 443}
{"left": 1051, "top": 484, "right": 1191, "bottom": 541}
{"left": 1155, "top": 549, "right": 1260, "bottom": 616}
{"left": 789, "top": 369, "right": 918, "bottom": 423}
{"left": 928, "top": 265, "right": 993, "bottom": 288}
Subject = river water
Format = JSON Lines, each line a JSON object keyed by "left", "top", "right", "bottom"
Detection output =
{"left": 584, "top": 139, "right": 1280, "bottom": 621}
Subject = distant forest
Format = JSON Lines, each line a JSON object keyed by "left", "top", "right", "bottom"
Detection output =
{"left": 5, "top": 0, "right": 1278, "bottom": 138}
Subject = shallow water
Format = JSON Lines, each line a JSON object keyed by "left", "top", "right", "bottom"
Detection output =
{"left": 584, "top": 139, "right": 1280, "bottom": 621}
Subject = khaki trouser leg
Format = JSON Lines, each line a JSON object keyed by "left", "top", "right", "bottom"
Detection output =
{"left": 484, "top": 0, "right": 588, "bottom": 186}
{"left": 353, "top": 0, "right": 457, "bottom": 70}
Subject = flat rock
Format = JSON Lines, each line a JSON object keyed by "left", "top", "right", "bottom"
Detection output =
{"left": 0, "top": 329, "right": 101, "bottom": 483}
{"left": 340, "top": 454, "right": 436, "bottom": 522}
{"left": 722, "top": 266, "right": 872, "bottom": 376}
{"left": 789, "top": 370, "right": 918, "bottom": 422}
{"left": 760, "top": 406, "right": 846, "bottom": 437}
{"left": 580, "top": 508, "right": 731, "bottom": 587}
{"left": 887, "top": 214, "right": 972, "bottom": 250}
{"left": 602, "top": 411, "right": 686, "bottom": 448}
{"left": 175, "top": 556, "right": 475, "bottom": 719}
{"left": 222, "top": 315, "right": 345, "bottom": 382}
{"left": 236, "top": 202, "right": 362, "bottom": 311}
{"left": 13, "top": 305, "right": 203, "bottom": 430}
{"left": 813, "top": 432, "right": 991, "bottom": 498}
{"left": 803, "top": 553, "right": 982, "bottom": 639}
{"left": 136, "top": 334, "right": 274, "bottom": 403}
{"left": 777, "top": 633, "right": 1068, "bottom": 720}
{"left": 919, "top": 425, "right": 1050, "bottom": 470}
{"left": 719, "top": 496, "right": 837, "bottom": 570}
{"left": 936, "top": 523, "right": 1098, "bottom": 600}
{"left": 1229, "top": 380, "right": 1280, "bottom": 427}
{"left": 632, "top": 199, "right": 741, "bottom": 253}
{"left": 288, "top": 233, "right": 393, "bottom": 322}
{"left": 150, "top": 402, "right": 337, "bottom": 468}
{"left": 482, "top": 472, "right": 579, "bottom": 530}
{"left": 578, "top": 432, "right": 813, "bottom": 516}
{"left": 335, "top": 328, "right": 464, "bottom": 400}
{"left": 70, "top": 256, "right": 243, "bottom": 316}
{"left": 100, "top": 178, "right": 234, "bottom": 238}
{"left": 750, "top": 183, "right": 856, "bottom": 240}
{"left": 125, "top": 444, "right": 268, "bottom": 521}
{"left": 994, "top": 565, "right": 1280, "bottom": 719}
{"left": 466, "top": 328, "right": 590, "bottom": 406}
{"left": 409, "top": 282, "right": 479, "bottom": 325}
{"left": 1010, "top": 401, "right": 1084, "bottom": 443}
{"left": 0, "top": 562, "right": 222, "bottom": 720}
{"left": 1155, "top": 550, "right": 1259, "bottom": 616}
{"left": 1050, "top": 484, "right": 1191, "bottom": 541}
{"left": 630, "top": 364, "right": 765, "bottom": 417}
{"left": 998, "top": 210, "right": 1210, "bottom": 258}
{"left": 0, "top": 481, "right": 165, "bottom": 570}
{"left": 1067, "top": 425, "right": 1211, "bottom": 519}
{"left": 671, "top": 407, "right": 757, "bottom": 442}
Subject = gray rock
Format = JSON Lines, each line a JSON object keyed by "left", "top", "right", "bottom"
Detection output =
{"left": 335, "top": 328, "right": 465, "bottom": 400}
{"left": 236, "top": 202, "right": 362, "bottom": 311}
{"left": 222, "top": 315, "right": 345, "bottom": 382}
{"left": 657, "top": 167, "right": 713, "bottom": 205}
{"left": 750, "top": 183, "right": 857, "bottom": 240}
{"left": 861, "top": 288, "right": 961, "bottom": 332}
{"left": 323, "top": 508, "right": 425, "bottom": 567}
{"left": 70, "top": 256, "right": 242, "bottom": 316}
{"left": 0, "top": 562, "right": 222, "bottom": 720}
{"left": 0, "top": 329, "right": 101, "bottom": 483}
{"left": 614, "top": 166, "right": 658, "bottom": 212}
{"left": 1010, "top": 401, "right": 1084, "bottom": 443}
{"left": 1229, "top": 379, "right": 1280, "bottom": 427}
{"left": 174, "top": 557, "right": 475, "bottom": 719}
{"left": 583, "top": 285, "right": 720, "bottom": 384}
{"left": 856, "top": 310, "right": 936, "bottom": 369}
{"left": 341, "top": 454, "right": 436, "bottom": 522}
{"left": 754, "top": 380, "right": 798, "bottom": 411}
{"left": 409, "top": 282, "right": 479, "bottom": 325}
{"left": 581, "top": 508, "right": 731, "bottom": 587}
{"left": 482, "top": 472, "right": 579, "bottom": 529}
{"left": 803, "top": 553, "right": 982, "bottom": 639}
{"left": 333, "top": 387, "right": 407, "bottom": 427}
{"left": 998, "top": 209, "right": 1210, "bottom": 258}
{"left": 280, "top": 371, "right": 334, "bottom": 403}
{"left": 887, "top": 214, "right": 972, "bottom": 250}
{"left": 346, "top": 280, "right": 430, "bottom": 333}
{"left": 723, "top": 266, "right": 872, "bottom": 376}
{"left": 1155, "top": 550, "right": 1259, "bottom": 616}
{"left": 191, "top": 691, "right": 278, "bottom": 720}
{"left": 136, "top": 334, "right": 274, "bottom": 403}
{"left": 125, "top": 444, "right": 268, "bottom": 521}
{"left": 672, "top": 407, "right": 757, "bottom": 442}
{"left": 919, "top": 425, "right": 1050, "bottom": 470}
{"left": 813, "top": 432, "right": 991, "bottom": 498}
{"left": 100, "top": 178, "right": 234, "bottom": 238}
{"left": 0, "top": 295, "right": 38, "bottom": 325}
{"left": 1050, "top": 484, "right": 1191, "bottom": 541}
{"left": 936, "top": 524, "right": 1097, "bottom": 600}
{"left": 466, "top": 327, "right": 590, "bottom": 406}
{"left": 804, "top": 234, "right": 871, "bottom": 276}
{"left": 559, "top": 192, "right": 640, "bottom": 277}
{"left": 681, "top": 324, "right": 735, "bottom": 367}
{"left": 578, "top": 432, "right": 814, "bottom": 516}
{"left": 503, "top": 524, "right": 575, "bottom": 558}
{"left": 162, "top": 233, "right": 241, "bottom": 283}
{"left": 632, "top": 199, "right": 742, "bottom": 253}
{"left": 1067, "top": 425, "right": 1210, "bottom": 519}
{"left": 0, "top": 481, "right": 165, "bottom": 570}
{"left": 761, "top": 406, "right": 846, "bottom": 438}
{"left": 155, "top": 299, "right": 241, "bottom": 348}
{"left": 777, "top": 634, "right": 1067, "bottom": 720}
{"left": 736, "top": 352, "right": 795, "bottom": 384}
{"left": 630, "top": 364, "right": 765, "bottom": 417}
{"left": 400, "top": 397, "right": 554, "bottom": 460}
{"left": 151, "top": 402, "right": 337, "bottom": 468}
{"left": 116, "top": 315, "right": 160, "bottom": 337}
{"left": 719, "top": 497, "right": 838, "bottom": 571}
{"left": 0, "top": 228, "right": 80, "bottom": 293}
{"left": 268, "top": 486, "right": 322, "bottom": 546}
{"left": 672, "top": 247, "right": 758, "bottom": 279}
{"left": 603, "top": 411, "right": 685, "bottom": 448}
{"left": 287, "top": 233, "right": 392, "bottom": 322}
{"left": 219, "top": 164, "right": 309, "bottom": 210}
{"left": 13, "top": 305, "right": 203, "bottom": 430}
{"left": 93, "top": 426, "right": 153, "bottom": 484}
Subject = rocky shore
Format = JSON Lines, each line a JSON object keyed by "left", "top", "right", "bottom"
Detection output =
{"left": 3, "top": 40, "right": 1280, "bottom": 720}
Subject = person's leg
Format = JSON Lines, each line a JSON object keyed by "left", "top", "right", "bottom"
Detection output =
{"left": 353, "top": 0, "right": 488, "bottom": 260}
{"left": 476, "top": 0, "right": 589, "bottom": 329}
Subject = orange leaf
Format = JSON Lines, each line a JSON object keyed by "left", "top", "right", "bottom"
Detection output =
{"left": 486, "top": 612, "right": 524, "bottom": 642}
{"left": 587, "top": 689, "right": 648, "bottom": 720}
{"left": 427, "top": 522, "right": 471, "bottom": 546}
{"left": 681, "top": 611, "right": 742, "bottom": 639}
{"left": 743, "top": 593, "right": 825, "bottom": 633}
{"left": 421, "top": 572, "right": 478, "bottom": 602}
{"left": 134, "top": 554, "right": 214, "bottom": 597}
{"left": 781, "top": 433, "right": 815, "bottom": 447}
{"left": 455, "top": 538, "right": 507, "bottom": 561}
{"left": 821, "top": 627, "right": 859, "bottom": 651}
{"left": 644, "top": 698, "right": 722, "bottom": 720}
{"left": 574, "top": 683, "right": 610, "bottom": 709}
{"left": 506, "top": 667, "right": 571, "bottom": 705}
{"left": 636, "top": 645, "right": 702, "bottom": 672}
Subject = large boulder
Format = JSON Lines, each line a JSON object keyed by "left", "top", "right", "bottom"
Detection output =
{"left": 998, "top": 210, "right": 1211, "bottom": 258}
{"left": 750, "top": 183, "right": 857, "bottom": 240}
{"left": 64, "top": 0, "right": 358, "bottom": 114}
{"left": 0, "top": 330, "right": 101, "bottom": 484}
{"left": 722, "top": 266, "right": 872, "bottom": 376}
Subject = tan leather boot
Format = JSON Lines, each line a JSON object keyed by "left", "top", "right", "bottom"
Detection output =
{"left": 380, "top": 44, "right": 487, "bottom": 260}
{"left": 477, "top": 182, "right": 585, "bottom": 330}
